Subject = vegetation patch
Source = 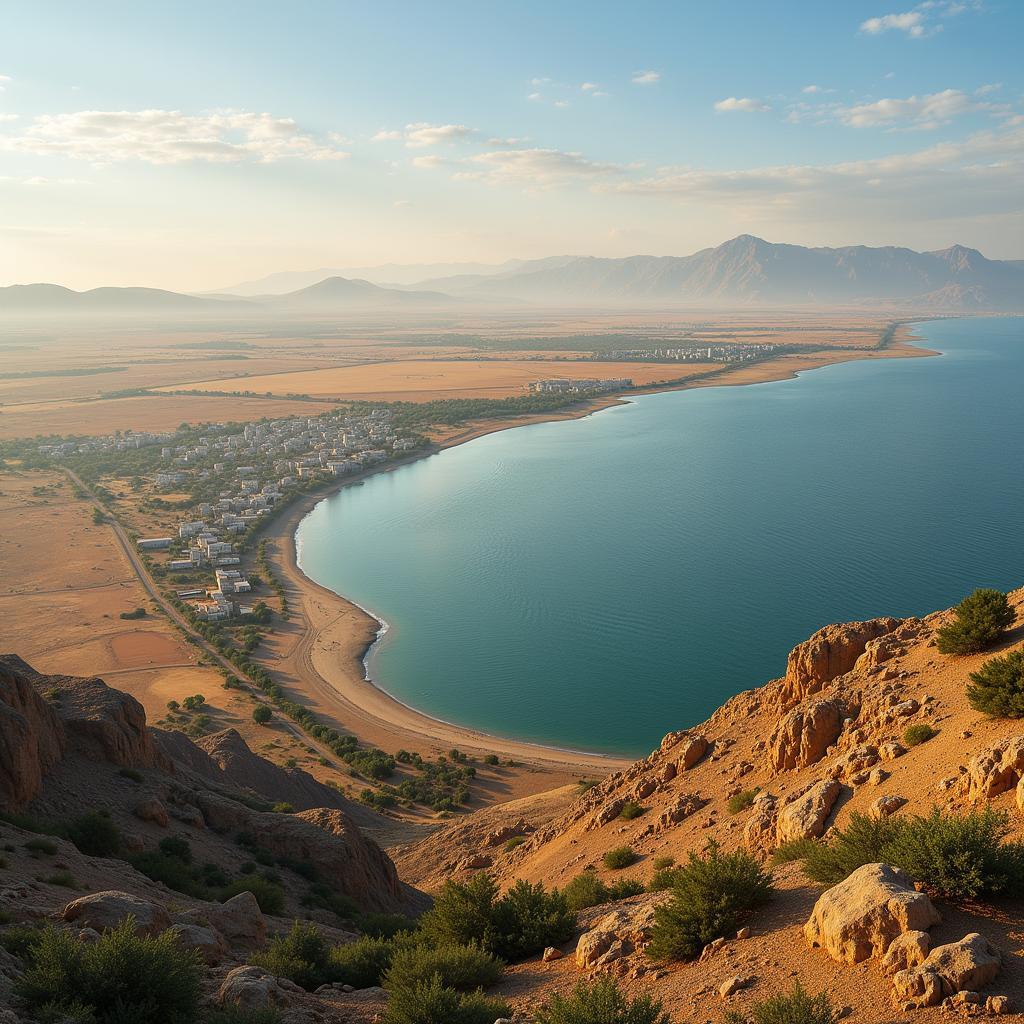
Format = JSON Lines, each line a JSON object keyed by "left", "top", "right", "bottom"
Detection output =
{"left": 935, "top": 588, "right": 1015, "bottom": 655}
{"left": 562, "top": 871, "right": 645, "bottom": 912}
{"left": 602, "top": 846, "right": 639, "bottom": 870}
{"left": 967, "top": 650, "right": 1024, "bottom": 717}
{"left": 535, "top": 975, "right": 671, "bottom": 1024}
{"left": 903, "top": 723, "right": 937, "bottom": 747}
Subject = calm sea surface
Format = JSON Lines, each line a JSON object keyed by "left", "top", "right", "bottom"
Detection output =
{"left": 296, "top": 318, "right": 1024, "bottom": 756}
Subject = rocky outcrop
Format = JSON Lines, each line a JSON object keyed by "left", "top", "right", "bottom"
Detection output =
{"left": 881, "top": 930, "right": 931, "bottom": 976}
{"left": 0, "top": 654, "right": 65, "bottom": 811}
{"left": 744, "top": 794, "right": 779, "bottom": 856}
{"left": 62, "top": 891, "right": 173, "bottom": 937}
{"left": 768, "top": 699, "right": 843, "bottom": 771}
{"left": 217, "top": 966, "right": 295, "bottom": 1010}
{"left": 804, "top": 863, "right": 941, "bottom": 964}
{"left": 245, "top": 807, "right": 427, "bottom": 915}
{"left": 205, "top": 891, "right": 267, "bottom": 951}
{"left": 575, "top": 895, "right": 662, "bottom": 969}
{"left": 776, "top": 779, "right": 843, "bottom": 844}
{"left": 780, "top": 618, "right": 901, "bottom": 707}
{"left": 958, "top": 736, "right": 1024, "bottom": 802}
{"left": 892, "top": 933, "right": 1001, "bottom": 1008}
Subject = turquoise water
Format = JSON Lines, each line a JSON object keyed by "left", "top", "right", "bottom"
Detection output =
{"left": 296, "top": 318, "right": 1024, "bottom": 756}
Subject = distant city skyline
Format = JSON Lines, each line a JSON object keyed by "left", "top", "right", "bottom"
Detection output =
{"left": 2, "top": 0, "right": 1022, "bottom": 290}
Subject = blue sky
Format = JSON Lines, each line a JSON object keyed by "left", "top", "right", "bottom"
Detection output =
{"left": 1, "top": 0, "right": 1022, "bottom": 288}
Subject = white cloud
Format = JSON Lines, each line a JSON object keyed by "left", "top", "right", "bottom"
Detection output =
{"left": 451, "top": 147, "right": 625, "bottom": 188}
{"left": 838, "top": 88, "right": 981, "bottom": 128}
{"left": 0, "top": 113, "right": 17, "bottom": 123}
{"left": 580, "top": 82, "right": 599, "bottom": 92}
{"left": 975, "top": 83, "right": 1001, "bottom": 96}
{"left": 631, "top": 70, "right": 661, "bottom": 85}
{"left": 410, "top": 154, "right": 448, "bottom": 170}
{"left": 527, "top": 92, "right": 543, "bottom": 102}
{"left": 0, "top": 108, "right": 350, "bottom": 164}
{"left": 487, "top": 135, "right": 529, "bottom": 146}
{"left": 403, "top": 122, "right": 475, "bottom": 148}
{"left": 371, "top": 129, "right": 402, "bottom": 142}
{"left": 553, "top": 100, "right": 570, "bottom": 109}
{"left": 714, "top": 96, "right": 771, "bottom": 113}
{"left": 802, "top": 84, "right": 823, "bottom": 94}
{"left": 392, "top": 199, "right": 410, "bottom": 208}
{"left": 860, "top": 10, "right": 928, "bottom": 36}
{"left": 860, "top": 1, "right": 982, "bottom": 37}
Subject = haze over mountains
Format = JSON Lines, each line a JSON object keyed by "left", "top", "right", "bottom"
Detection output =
{"left": 3, "top": 236, "right": 1023, "bottom": 316}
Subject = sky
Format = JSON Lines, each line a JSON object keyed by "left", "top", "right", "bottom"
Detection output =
{"left": 1, "top": 0, "right": 1022, "bottom": 290}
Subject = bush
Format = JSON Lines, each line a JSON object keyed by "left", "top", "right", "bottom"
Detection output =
{"left": 504, "top": 836, "right": 526, "bottom": 852}
{"left": 383, "top": 975, "right": 509, "bottom": 1024}
{"left": 563, "top": 872, "right": 644, "bottom": 912}
{"left": 885, "top": 806, "right": 1024, "bottom": 899}
{"left": 483, "top": 754, "right": 500, "bottom": 766}
{"left": 646, "top": 843, "right": 773, "bottom": 962}
{"left": 120, "top": 607, "right": 147, "bottom": 620}
{"left": 220, "top": 876, "right": 285, "bottom": 916}
{"left": 647, "top": 867, "right": 683, "bottom": 892}
{"left": 159, "top": 835, "right": 193, "bottom": 863}
{"left": 329, "top": 935, "right": 400, "bottom": 988}
{"left": 791, "top": 807, "right": 1024, "bottom": 900}
{"left": 15, "top": 919, "right": 201, "bottom": 1024}
{"left": 118, "top": 767, "right": 143, "bottom": 783}
{"left": 0, "top": 923, "right": 45, "bottom": 959}
{"left": 603, "top": 846, "right": 638, "bottom": 870}
{"left": 383, "top": 942, "right": 503, "bottom": 992}
{"left": 771, "top": 838, "right": 821, "bottom": 865}
{"left": 935, "top": 588, "right": 1015, "bottom": 655}
{"left": 967, "top": 650, "right": 1024, "bottom": 717}
{"left": 419, "top": 874, "right": 575, "bottom": 962}
{"left": 25, "top": 837, "right": 58, "bottom": 857}
{"left": 356, "top": 912, "right": 417, "bottom": 939}
{"left": 252, "top": 921, "right": 331, "bottom": 990}
{"left": 130, "top": 849, "right": 203, "bottom": 897}
{"left": 64, "top": 811, "right": 120, "bottom": 857}
{"left": 652, "top": 855, "right": 675, "bottom": 870}
{"left": 904, "top": 723, "right": 937, "bottom": 747}
{"left": 535, "top": 976, "right": 671, "bottom": 1024}
{"left": 253, "top": 705, "right": 273, "bottom": 725}
{"left": 618, "top": 801, "right": 646, "bottom": 820}
{"left": 727, "top": 789, "right": 758, "bottom": 815}
{"left": 725, "top": 981, "right": 838, "bottom": 1024}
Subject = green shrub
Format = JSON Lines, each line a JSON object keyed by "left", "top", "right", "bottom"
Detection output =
{"left": 253, "top": 705, "right": 273, "bottom": 725}
{"left": 0, "top": 923, "right": 45, "bottom": 959}
{"left": 15, "top": 919, "right": 201, "bottom": 1024}
{"left": 603, "top": 846, "right": 638, "bottom": 870}
{"left": 118, "top": 767, "right": 143, "bottom": 783}
{"left": 159, "top": 835, "right": 192, "bottom": 863}
{"left": 935, "top": 588, "right": 1015, "bottom": 655}
{"left": 252, "top": 921, "right": 331, "bottom": 990}
{"left": 885, "top": 806, "right": 1024, "bottom": 899}
{"left": 25, "top": 837, "right": 58, "bottom": 857}
{"left": 904, "top": 723, "right": 937, "bottom": 747}
{"left": 130, "top": 851, "right": 203, "bottom": 896}
{"left": 483, "top": 754, "right": 500, "bottom": 766}
{"left": 771, "top": 838, "right": 821, "bottom": 865}
{"left": 504, "top": 836, "right": 526, "bottom": 852}
{"left": 419, "top": 874, "right": 574, "bottom": 962}
{"left": 725, "top": 981, "right": 838, "bottom": 1024}
{"left": 383, "top": 974, "right": 509, "bottom": 1024}
{"left": 967, "top": 650, "right": 1024, "bottom": 717}
{"left": 799, "top": 813, "right": 903, "bottom": 885}
{"left": 647, "top": 867, "right": 683, "bottom": 892}
{"left": 652, "top": 855, "right": 675, "bottom": 870}
{"left": 220, "top": 876, "right": 285, "bottom": 916}
{"left": 563, "top": 872, "right": 644, "bottom": 912}
{"left": 55, "top": 809, "right": 117, "bottom": 857}
{"left": 618, "top": 801, "right": 646, "bottom": 820}
{"left": 647, "top": 843, "right": 773, "bottom": 962}
{"left": 383, "top": 942, "right": 503, "bottom": 992}
{"left": 727, "top": 789, "right": 758, "bottom": 815}
{"left": 356, "top": 913, "right": 418, "bottom": 939}
{"left": 328, "top": 935, "right": 401, "bottom": 988}
{"left": 535, "top": 975, "right": 671, "bottom": 1024}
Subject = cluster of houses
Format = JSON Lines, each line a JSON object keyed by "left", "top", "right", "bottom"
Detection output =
{"left": 527, "top": 377, "right": 633, "bottom": 395}
{"left": 37, "top": 430, "right": 176, "bottom": 459}
{"left": 592, "top": 342, "right": 784, "bottom": 363}
{"left": 125, "top": 408, "right": 415, "bottom": 622}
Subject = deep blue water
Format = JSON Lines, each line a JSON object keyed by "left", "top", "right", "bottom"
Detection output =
{"left": 295, "top": 318, "right": 1024, "bottom": 756}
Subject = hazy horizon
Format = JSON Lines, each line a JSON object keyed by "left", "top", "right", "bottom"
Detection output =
{"left": 3, "top": 0, "right": 1023, "bottom": 292}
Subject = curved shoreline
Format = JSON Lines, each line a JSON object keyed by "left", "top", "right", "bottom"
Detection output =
{"left": 260, "top": 329, "right": 934, "bottom": 774}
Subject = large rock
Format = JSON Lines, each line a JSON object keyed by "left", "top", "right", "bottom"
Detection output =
{"left": 217, "top": 966, "right": 294, "bottom": 1010}
{"left": 679, "top": 734, "right": 709, "bottom": 770}
{"left": 166, "top": 923, "right": 227, "bottom": 964}
{"left": 781, "top": 618, "right": 901, "bottom": 707}
{"left": 804, "top": 863, "right": 941, "bottom": 964}
{"left": 209, "top": 891, "right": 267, "bottom": 950}
{"left": 768, "top": 700, "right": 843, "bottom": 771}
{"left": 958, "top": 736, "right": 1024, "bottom": 802}
{"left": 892, "top": 933, "right": 1001, "bottom": 1008}
{"left": 744, "top": 795, "right": 779, "bottom": 856}
{"left": 881, "top": 930, "right": 931, "bottom": 976}
{"left": 776, "top": 779, "right": 843, "bottom": 844}
{"left": 0, "top": 654, "right": 65, "bottom": 811}
{"left": 62, "top": 891, "right": 172, "bottom": 937}
{"left": 575, "top": 897, "right": 661, "bottom": 968}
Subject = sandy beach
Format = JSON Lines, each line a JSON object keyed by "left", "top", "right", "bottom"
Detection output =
{"left": 255, "top": 327, "right": 933, "bottom": 778}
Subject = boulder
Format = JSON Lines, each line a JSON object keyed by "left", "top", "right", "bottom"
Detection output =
{"left": 459, "top": 853, "right": 493, "bottom": 870}
{"left": 657, "top": 793, "right": 705, "bottom": 829}
{"left": 781, "top": 618, "right": 901, "bottom": 707}
{"left": 575, "top": 898, "right": 660, "bottom": 967}
{"left": 62, "top": 891, "right": 172, "bottom": 937}
{"left": 959, "top": 736, "right": 1024, "bottom": 802}
{"left": 679, "top": 734, "right": 709, "bottom": 770}
{"left": 768, "top": 700, "right": 843, "bottom": 771}
{"left": 804, "top": 863, "right": 941, "bottom": 964}
{"left": 870, "top": 795, "right": 907, "bottom": 819}
{"left": 166, "top": 923, "right": 226, "bottom": 964}
{"left": 133, "top": 799, "right": 169, "bottom": 827}
{"left": 210, "top": 891, "right": 267, "bottom": 950}
{"left": 744, "top": 796, "right": 779, "bottom": 857}
{"left": 217, "top": 966, "right": 294, "bottom": 1010}
{"left": 879, "top": 741, "right": 906, "bottom": 761}
{"left": 881, "top": 930, "right": 931, "bottom": 976}
{"left": 776, "top": 779, "right": 842, "bottom": 844}
{"left": 542, "top": 946, "right": 563, "bottom": 962}
{"left": 485, "top": 819, "right": 534, "bottom": 847}
{"left": 719, "top": 975, "right": 753, "bottom": 998}
{"left": 891, "top": 934, "right": 1001, "bottom": 1008}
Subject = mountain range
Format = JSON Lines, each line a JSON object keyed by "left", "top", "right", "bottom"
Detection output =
{"left": 3, "top": 236, "right": 1023, "bottom": 314}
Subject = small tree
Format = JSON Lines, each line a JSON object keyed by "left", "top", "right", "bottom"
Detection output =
{"left": 535, "top": 976, "right": 671, "bottom": 1024}
{"left": 967, "top": 650, "right": 1024, "bottom": 717}
{"left": 935, "top": 588, "right": 1015, "bottom": 655}
{"left": 726, "top": 981, "right": 838, "bottom": 1024}
{"left": 253, "top": 705, "right": 273, "bottom": 725}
